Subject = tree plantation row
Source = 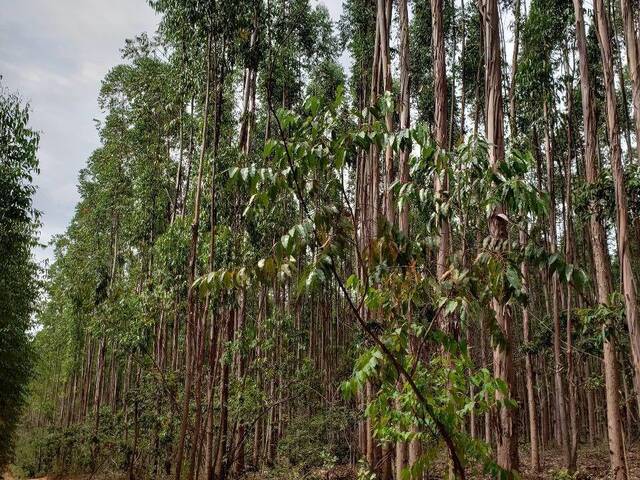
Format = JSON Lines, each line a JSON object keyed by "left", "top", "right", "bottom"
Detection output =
{"left": 3, "top": 0, "right": 640, "bottom": 479}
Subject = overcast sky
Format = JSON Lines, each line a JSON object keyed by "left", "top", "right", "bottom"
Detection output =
{"left": 0, "top": 0, "right": 342, "bottom": 265}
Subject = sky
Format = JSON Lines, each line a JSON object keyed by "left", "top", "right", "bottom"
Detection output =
{"left": 0, "top": 0, "right": 342, "bottom": 265}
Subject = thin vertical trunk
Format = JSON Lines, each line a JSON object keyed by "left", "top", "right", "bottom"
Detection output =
{"left": 460, "top": 0, "right": 468, "bottom": 137}
{"left": 508, "top": 0, "right": 521, "bottom": 138}
{"left": 432, "top": 0, "right": 450, "bottom": 279}
{"left": 181, "top": 96, "right": 196, "bottom": 217}
{"left": 595, "top": 0, "right": 638, "bottom": 469}
{"left": 544, "top": 97, "right": 570, "bottom": 467}
{"left": 563, "top": 47, "right": 579, "bottom": 471}
{"left": 482, "top": 0, "right": 518, "bottom": 471}
{"left": 398, "top": 0, "right": 410, "bottom": 235}
{"left": 204, "top": 46, "right": 224, "bottom": 480}
{"left": 576, "top": 0, "right": 627, "bottom": 476}
{"left": 520, "top": 227, "right": 540, "bottom": 472}
{"left": 620, "top": 0, "right": 640, "bottom": 164}
{"left": 174, "top": 33, "right": 212, "bottom": 480}
{"left": 232, "top": 292, "right": 247, "bottom": 477}
{"left": 586, "top": 361, "right": 596, "bottom": 447}
{"left": 187, "top": 309, "right": 208, "bottom": 480}
{"left": 204, "top": 308, "right": 220, "bottom": 480}
{"left": 239, "top": 16, "right": 258, "bottom": 156}
{"left": 480, "top": 316, "right": 491, "bottom": 446}
{"left": 172, "top": 104, "right": 185, "bottom": 223}
{"left": 93, "top": 337, "right": 106, "bottom": 433}
{"left": 214, "top": 308, "right": 235, "bottom": 480}
{"left": 366, "top": 380, "right": 375, "bottom": 469}
{"left": 397, "top": 6, "right": 414, "bottom": 475}
{"left": 377, "top": 0, "right": 395, "bottom": 226}
{"left": 616, "top": 0, "right": 640, "bottom": 415}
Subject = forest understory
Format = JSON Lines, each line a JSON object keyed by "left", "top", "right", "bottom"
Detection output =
{"left": 5, "top": 443, "right": 640, "bottom": 480}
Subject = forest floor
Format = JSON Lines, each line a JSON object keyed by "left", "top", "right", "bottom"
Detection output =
{"left": 4, "top": 443, "right": 639, "bottom": 480}
{"left": 518, "top": 443, "right": 639, "bottom": 479}
{"left": 287, "top": 443, "right": 640, "bottom": 479}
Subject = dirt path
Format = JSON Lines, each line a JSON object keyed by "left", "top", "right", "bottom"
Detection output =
{"left": 2, "top": 474, "right": 46, "bottom": 480}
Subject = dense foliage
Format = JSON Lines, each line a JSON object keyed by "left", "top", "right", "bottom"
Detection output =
{"left": 6, "top": 0, "right": 640, "bottom": 479}
{"left": 0, "top": 85, "right": 39, "bottom": 471}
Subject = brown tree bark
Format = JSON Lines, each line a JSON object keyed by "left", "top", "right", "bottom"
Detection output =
{"left": 616, "top": 0, "right": 640, "bottom": 415}
{"left": 520, "top": 227, "right": 540, "bottom": 472}
{"left": 544, "top": 97, "right": 571, "bottom": 467}
{"left": 562, "top": 47, "right": 579, "bottom": 471}
{"left": 576, "top": 0, "right": 628, "bottom": 476}
{"left": 432, "top": 0, "right": 450, "bottom": 279}
{"left": 482, "top": 0, "right": 519, "bottom": 471}
{"left": 214, "top": 307, "right": 235, "bottom": 480}
{"left": 398, "top": 0, "right": 410, "bottom": 236}
{"left": 620, "top": 0, "right": 640, "bottom": 164}
{"left": 174, "top": 33, "right": 212, "bottom": 480}
{"left": 378, "top": 0, "right": 395, "bottom": 226}
{"left": 508, "top": 0, "right": 521, "bottom": 138}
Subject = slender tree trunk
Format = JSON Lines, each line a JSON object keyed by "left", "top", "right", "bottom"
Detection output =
{"left": 576, "top": 0, "right": 628, "bottom": 476}
{"left": 585, "top": 361, "right": 596, "bottom": 447}
{"left": 174, "top": 34, "right": 213, "bottom": 480}
{"left": 520, "top": 227, "right": 540, "bottom": 472}
{"left": 615, "top": 0, "right": 640, "bottom": 415}
{"left": 563, "top": 47, "right": 579, "bottom": 471}
{"left": 508, "top": 0, "right": 521, "bottom": 138}
{"left": 432, "top": 0, "right": 450, "bottom": 279}
{"left": 620, "top": 0, "right": 640, "bottom": 164}
{"left": 93, "top": 337, "right": 106, "bottom": 432}
{"left": 214, "top": 307, "right": 235, "bottom": 480}
{"left": 596, "top": 0, "right": 639, "bottom": 452}
{"left": 544, "top": 97, "right": 571, "bottom": 467}
{"left": 482, "top": 0, "right": 518, "bottom": 471}
{"left": 376, "top": 0, "right": 394, "bottom": 226}
{"left": 398, "top": 0, "right": 410, "bottom": 235}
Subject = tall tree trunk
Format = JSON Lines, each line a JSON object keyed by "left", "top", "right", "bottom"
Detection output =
{"left": 576, "top": 0, "right": 628, "bottom": 476}
{"left": 377, "top": 0, "right": 395, "bottom": 226}
{"left": 398, "top": 0, "right": 410, "bottom": 236}
{"left": 616, "top": 0, "right": 640, "bottom": 414}
{"left": 585, "top": 360, "right": 596, "bottom": 446}
{"left": 396, "top": 8, "right": 415, "bottom": 476}
{"left": 520, "top": 227, "right": 540, "bottom": 472}
{"left": 239, "top": 15, "right": 258, "bottom": 157}
{"left": 563, "top": 47, "right": 579, "bottom": 471}
{"left": 214, "top": 307, "right": 235, "bottom": 480}
{"left": 620, "top": 0, "right": 640, "bottom": 164}
{"left": 206, "top": 306, "right": 222, "bottom": 476}
{"left": 432, "top": 0, "right": 450, "bottom": 279}
{"left": 544, "top": 97, "right": 570, "bottom": 467}
{"left": 595, "top": 0, "right": 639, "bottom": 455}
{"left": 174, "top": 34, "right": 213, "bottom": 480}
{"left": 482, "top": 0, "right": 518, "bottom": 471}
{"left": 508, "top": 0, "right": 521, "bottom": 138}
{"left": 93, "top": 338, "right": 106, "bottom": 432}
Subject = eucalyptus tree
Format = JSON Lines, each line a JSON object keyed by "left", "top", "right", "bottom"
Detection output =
{"left": 481, "top": 0, "right": 518, "bottom": 468}
{"left": 519, "top": 0, "right": 573, "bottom": 468}
{"left": 612, "top": 0, "right": 640, "bottom": 413}
{"left": 0, "top": 85, "right": 39, "bottom": 472}
{"left": 12, "top": 0, "right": 640, "bottom": 479}
{"left": 593, "top": 0, "right": 635, "bottom": 476}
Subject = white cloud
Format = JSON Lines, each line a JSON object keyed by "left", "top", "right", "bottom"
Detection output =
{"left": 0, "top": 0, "right": 159, "bottom": 265}
{"left": 315, "top": 0, "right": 343, "bottom": 20}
